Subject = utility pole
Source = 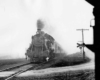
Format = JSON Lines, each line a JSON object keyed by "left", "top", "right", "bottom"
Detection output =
{"left": 77, "top": 29, "right": 89, "bottom": 60}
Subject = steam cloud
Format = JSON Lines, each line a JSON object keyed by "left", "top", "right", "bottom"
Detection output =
{"left": 0, "top": 0, "right": 94, "bottom": 59}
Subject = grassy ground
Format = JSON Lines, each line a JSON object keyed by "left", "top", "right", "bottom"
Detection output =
{"left": 0, "top": 52, "right": 90, "bottom": 70}
{"left": 30, "top": 52, "right": 90, "bottom": 70}
{"left": 0, "top": 59, "right": 26, "bottom": 66}
{"left": 0, "top": 69, "right": 95, "bottom": 80}
{"left": 0, "top": 58, "right": 29, "bottom": 70}
{"left": 0, "top": 52, "right": 94, "bottom": 80}
{"left": 51, "top": 52, "right": 90, "bottom": 67}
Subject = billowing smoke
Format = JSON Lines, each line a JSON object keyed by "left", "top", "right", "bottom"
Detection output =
{"left": 0, "top": 0, "right": 94, "bottom": 59}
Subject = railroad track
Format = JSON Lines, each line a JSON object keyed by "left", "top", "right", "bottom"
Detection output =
{"left": 5, "top": 66, "right": 31, "bottom": 80}
{"left": 4, "top": 59, "right": 55, "bottom": 80}
{"left": 0, "top": 62, "right": 31, "bottom": 72}
{"left": 4, "top": 64, "right": 35, "bottom": 80}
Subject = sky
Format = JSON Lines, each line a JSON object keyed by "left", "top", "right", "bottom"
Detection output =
{"left": 0, "top": 0, "right": 94, "bottom": 59}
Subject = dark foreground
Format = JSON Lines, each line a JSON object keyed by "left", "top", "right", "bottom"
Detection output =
{"left": 0, "top": 52, "right": 94, "bottom": 80}
{"left": 0, "top": 69, "right": 95, "bottom": 80}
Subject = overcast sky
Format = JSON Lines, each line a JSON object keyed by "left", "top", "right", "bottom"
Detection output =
{"left": 0, "top": 0, "right": 94, "bottom": 59}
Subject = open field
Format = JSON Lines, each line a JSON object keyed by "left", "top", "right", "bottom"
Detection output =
{"left": 0, "top": 58, "right": 29, "bottom": 70}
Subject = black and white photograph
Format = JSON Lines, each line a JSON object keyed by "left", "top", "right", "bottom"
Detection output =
{"left": 0, "top": 0, "right": 95, "bottom": 80}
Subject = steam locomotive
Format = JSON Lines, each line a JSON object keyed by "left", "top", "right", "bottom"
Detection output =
{"left": 25, "top": 31, "right": 63, "bottom": 63}
{"left": 25, "top": 19, "right": 64, "bottom": 63}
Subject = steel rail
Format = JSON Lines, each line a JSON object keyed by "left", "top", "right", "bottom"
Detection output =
{"left": 5, "top": 64, "right": 33, "bottom": 80}
{"left": 0, "top": 62, "right": 31, "bottom": 72}
{"left": 4, "top": 60, "right": 52, "bottom": 80}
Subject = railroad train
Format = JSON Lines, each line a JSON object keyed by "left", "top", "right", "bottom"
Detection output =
{"left": 25, "top": 31, "right": 64, "bottom": 63}
{"left": 25, "top": 19, "right": 65, "bottom": 63}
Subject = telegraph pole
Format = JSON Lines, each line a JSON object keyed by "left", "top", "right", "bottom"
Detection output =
{"left": 77, "top": 29, "right": 89, "bottom": 60}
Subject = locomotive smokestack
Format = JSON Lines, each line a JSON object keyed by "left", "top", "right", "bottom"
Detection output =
{"left": 37, "top": 19, "right": 44, "bottom": 30}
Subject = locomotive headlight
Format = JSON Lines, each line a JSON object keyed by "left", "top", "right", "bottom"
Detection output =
{"left": 46, "top": 57, "right": 49, "bottom": 61}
